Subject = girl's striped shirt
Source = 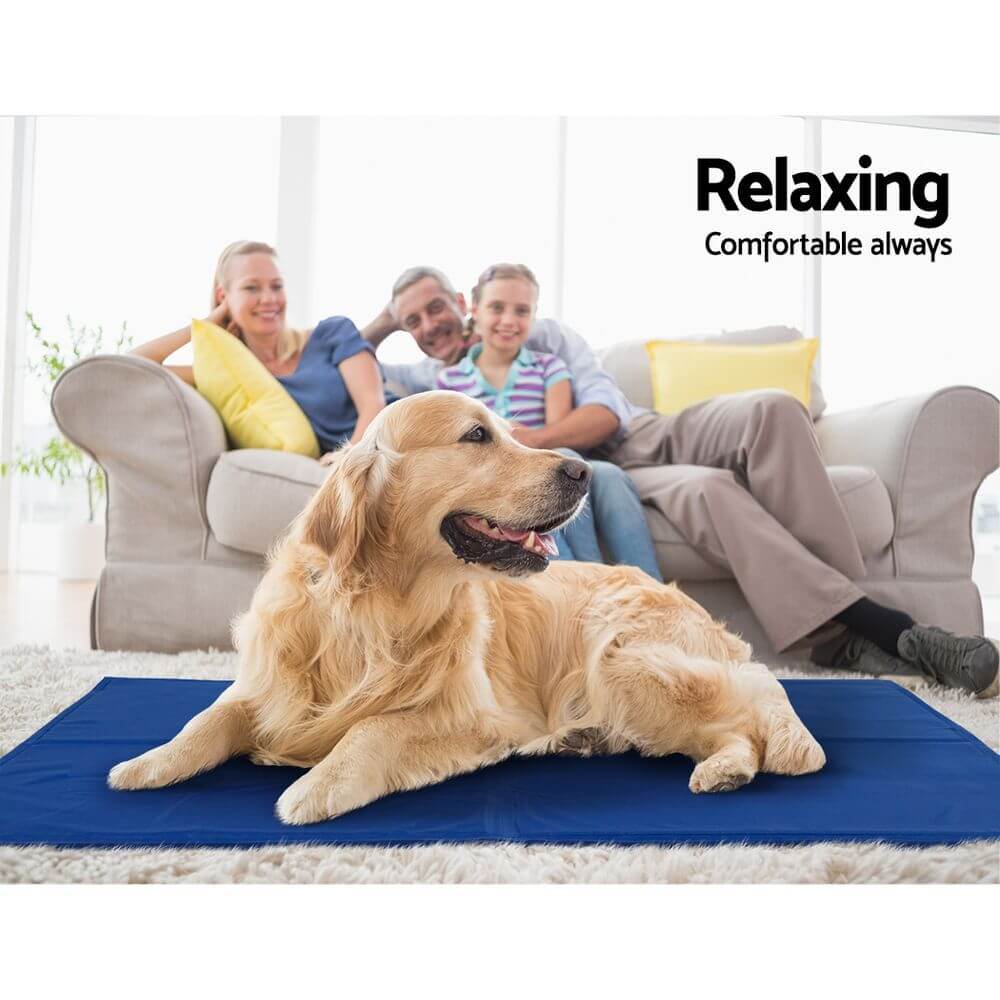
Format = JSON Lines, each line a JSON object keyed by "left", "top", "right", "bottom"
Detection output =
{"left": 435, "top": 343, "right": 572, "bottom": 428}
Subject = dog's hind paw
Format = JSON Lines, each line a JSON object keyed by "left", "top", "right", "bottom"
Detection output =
{"left": 554, "top": 727, "right": 608, "bottom": 757}
{"left": 688, "top": 755, "right": 756, "bottom": 794}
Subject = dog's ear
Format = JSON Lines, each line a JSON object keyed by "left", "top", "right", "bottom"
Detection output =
{"left": 302, "top": 442, "right": 386, "bottom": 576}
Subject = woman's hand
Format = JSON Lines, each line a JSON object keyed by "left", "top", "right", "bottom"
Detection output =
{"left": 207, "top": 301, "right": 238, "bottom": 335}
{"left": 127, "top": 296, "right": 238, "bottom": 390}
{"left": 319, "top": 452, "right": 337, "bottom": 466}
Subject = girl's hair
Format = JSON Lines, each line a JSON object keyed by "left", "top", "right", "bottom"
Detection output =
{"left": 212, "top": 240, "right": 308, "bottom": 363}
{"left": 467, "top": 263, "right": 540, "bottom": 334}
{"left": 470, "top": 262, "right": 540, "bottom": 306}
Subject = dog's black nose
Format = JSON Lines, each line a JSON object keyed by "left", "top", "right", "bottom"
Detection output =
{"left": 558, "top": 458, "right": 592, "bottom": 488}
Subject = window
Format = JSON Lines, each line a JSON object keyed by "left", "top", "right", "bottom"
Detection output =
{"left": 313, "top": 117, "right": 561, "bottom": 365}
{"left": 820, "top": 120, "right": 999, "bottom": 411}
{"left": 6, "top": 115, "right": 997, "bottom": 620}
{"left": 0, "top": 117, "right": 12, "bottom": 325}
{"left": 561, "top": 117, "right": 806, "bottom": 346}
{"left": 18, "top": 116, "right": 281, "bottom": 571}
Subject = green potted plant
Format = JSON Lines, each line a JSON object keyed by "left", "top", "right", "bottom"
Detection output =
{"left": 1, "top": 313, "right": 131, "bottom": 579}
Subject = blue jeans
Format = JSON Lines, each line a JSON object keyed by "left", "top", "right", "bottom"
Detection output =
{"left": 551, "top": 450, "right": 663, "bottom": 582}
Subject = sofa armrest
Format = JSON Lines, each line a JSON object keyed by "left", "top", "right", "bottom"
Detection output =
{"left": 815, "top": 387, "right": 999, "bottom": 578}
{"left": 51, "top": 354, "right": 228, "bottom": 564}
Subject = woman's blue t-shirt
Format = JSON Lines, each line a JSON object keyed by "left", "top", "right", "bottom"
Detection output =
{"left": 277, "top": 316, "right": 398, "bottom": 454}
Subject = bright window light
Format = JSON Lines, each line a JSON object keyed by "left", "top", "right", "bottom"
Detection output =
{"left": 821, "top": 120, "right": 1000, "bottom": 410}
{"left": 26, "top": 116, "right": 282, "bottom": 396}
{"left": 17, "top": 116, "right": 281, "bottom": 570}
{"left": 562, "top": 116, "right": 807, "bottom": 345}
{"left": 313, "top": 117, "right": 562, "bottom": 365}
{"left": 0, "top": 117, "right": 12, "bottom": 331}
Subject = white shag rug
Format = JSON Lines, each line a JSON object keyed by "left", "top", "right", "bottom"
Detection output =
{"left": 1, "top": 644, "right": 997, "bottom": 884}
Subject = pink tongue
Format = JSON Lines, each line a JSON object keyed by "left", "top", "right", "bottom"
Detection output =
{"left": 500, "top": 527, "right": 528, "bottom": 542}
{"left": 500, "top": 526, "right": 558, "bottom": 555}
{"left": 537, "top": 533, "right": 559, "bottom": 557}
{"left": 462, "top": 516, "right": 558, "bottom": 556}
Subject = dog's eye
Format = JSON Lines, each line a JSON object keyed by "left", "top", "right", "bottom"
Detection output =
{"left": 460, "top": 424, "right": 491, "bottom": 444}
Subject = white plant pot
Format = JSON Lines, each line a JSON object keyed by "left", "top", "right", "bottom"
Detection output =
{"left": 56, "top": 521, "right": 106, "bottom": 581}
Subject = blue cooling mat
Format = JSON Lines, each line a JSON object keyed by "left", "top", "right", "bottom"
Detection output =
{"left": 0, "top": 677, "right": 997, "bottom": 847}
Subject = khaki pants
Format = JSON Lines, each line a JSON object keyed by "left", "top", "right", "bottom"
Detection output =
{"left": 601, "top": 391, "right": 865, "bottom": 652}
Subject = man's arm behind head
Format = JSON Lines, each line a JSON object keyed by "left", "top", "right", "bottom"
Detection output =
{"left": 360, "top": 303, "right": 400, "bottom": 348}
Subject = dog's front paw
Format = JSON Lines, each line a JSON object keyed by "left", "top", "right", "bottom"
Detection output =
{"left": 689, "top": 755, "right": 756, "bottom": 794}
{"left": 275, "top": 777, "right": 327, "bottom": 825}
{"left": 107, "top": 751, "right": 168, "bottom": 791}
{"left": 276, "top": 774, "right": 364, "bottom": 826}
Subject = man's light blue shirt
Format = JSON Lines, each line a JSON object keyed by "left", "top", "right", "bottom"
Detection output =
{"left": 380, "top": 318, "right": 641, "bottom": 446}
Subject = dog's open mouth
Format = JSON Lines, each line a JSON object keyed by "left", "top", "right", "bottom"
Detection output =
{"left": 460, "top": 515, "right": 561, "bottom": 557}
{"left": 441, "top": 510, "right": 574, "bottom": 575}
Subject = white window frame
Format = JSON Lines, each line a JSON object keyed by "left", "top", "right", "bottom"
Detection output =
{"left": 276, "top": 116, "right": 320, "bottom": 327}
{"left": 1, "top": 117, "right": 35, "bottom": 573}
{"left": 823, "top": 116, "right": 998, "bottom": 135}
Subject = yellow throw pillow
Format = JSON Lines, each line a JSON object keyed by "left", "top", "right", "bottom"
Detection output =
{"left": 191, "top": 318, "right": 320, "bottom": 458}
{"left": 644, "top": 338, "right": 819, "bottom": 416}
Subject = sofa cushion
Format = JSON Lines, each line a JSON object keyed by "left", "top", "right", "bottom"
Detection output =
{"left": 207, "top": 449, "right": 328, "bottom": 556}
{"left": 629, "top": 464, "right": 893, "bottom": 582}
{"left": 645, "top": 338, "right": 818, "bottom": 416}
{"left": 192, "top": 319, "right": 321, "bottom": 457}
{"left": 601, "top": 325, "right": 827, "bottom": 420}
{"left": 209, "top": 441, "right": 895, "bottom": 580}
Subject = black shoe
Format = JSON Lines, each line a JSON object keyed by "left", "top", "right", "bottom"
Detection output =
{"left": 811, "top": 631, "right": 922, "bottom": 678}
{"left": 813, "top": 627, "right": 1000, "bottom": 698}
{"left": 896, "top": 625, "right": 999, "bottom": 699}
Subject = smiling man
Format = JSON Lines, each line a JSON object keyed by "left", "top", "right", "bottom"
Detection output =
{"left": 361, "top": 265, "right": 999, "bottom": 697}
{"left": 365, "top": 267, "right": 623, "bottom": 452}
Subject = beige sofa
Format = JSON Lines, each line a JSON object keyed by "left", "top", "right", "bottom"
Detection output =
{"left": 52, "top": 338, "right": 999, "bottom": 657}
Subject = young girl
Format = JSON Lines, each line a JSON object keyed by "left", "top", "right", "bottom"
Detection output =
{"left": 436, "top": 263, "right": 662, "bottom": 581}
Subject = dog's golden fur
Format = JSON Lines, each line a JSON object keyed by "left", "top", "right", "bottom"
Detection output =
{"left": 109, "top": 392, "right": 825, "bottom": 823}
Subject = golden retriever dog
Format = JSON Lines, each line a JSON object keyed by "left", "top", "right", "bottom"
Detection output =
{"left": 108, "top": 391, "right": 825, "bottom": 824}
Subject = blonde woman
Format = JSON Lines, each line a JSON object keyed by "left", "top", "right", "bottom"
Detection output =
{"left": 130, "top": 241, "right": 395, "bottom": 458}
